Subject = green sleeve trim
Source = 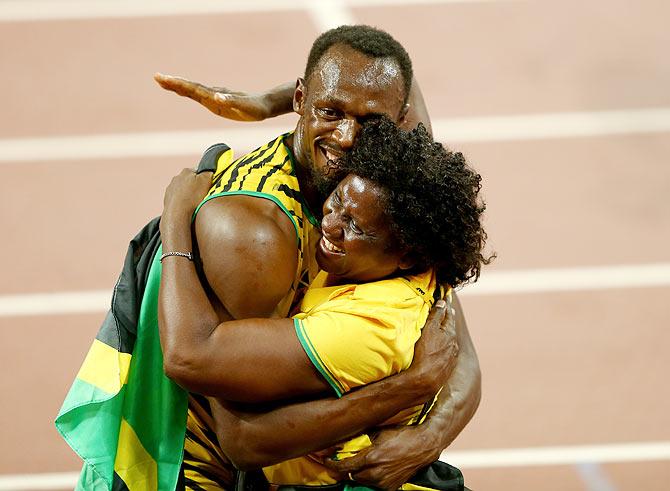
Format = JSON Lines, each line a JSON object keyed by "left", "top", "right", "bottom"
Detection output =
{"left": 193, "top": 190, "right": 299, "bottom": 240}
{"left": 294, "top": 318, "right": 344, "bottom": 397}
{"left": 281, "top": 133, "right": 321, "bottom": 228}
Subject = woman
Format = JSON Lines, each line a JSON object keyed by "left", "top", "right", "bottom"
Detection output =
{"left": 158, "top": 116, "right": 491, "bottom": 489}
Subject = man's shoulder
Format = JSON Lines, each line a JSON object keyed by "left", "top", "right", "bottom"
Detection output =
{"left": 207, "top": 132, "right": 297, "bottom": 198}
{"left": 195, "top": 194, "right": 297, "bottom": 249}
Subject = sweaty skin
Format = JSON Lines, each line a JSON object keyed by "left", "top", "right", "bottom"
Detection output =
{"left": 159, "top": 169, "right": 459, "bottom": 473}
{"left": 157, "top": 44, "right": 480, "bottom": 488}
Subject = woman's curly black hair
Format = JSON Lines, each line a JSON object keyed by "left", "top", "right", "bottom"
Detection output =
{"left": 340, "top": 116, "right": 494, "bottom": 287}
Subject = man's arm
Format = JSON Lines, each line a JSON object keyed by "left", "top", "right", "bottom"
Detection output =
{"left": 207, "top": 300, "right": 457, "bottom": 471}
{"left": 324, "top": 293, "right": 481, "bottom": 490}
{"left": 154, "top": 73, "right": 429, "bottom": 133}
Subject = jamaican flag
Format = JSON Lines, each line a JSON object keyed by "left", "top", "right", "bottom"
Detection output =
{"left": 55, "top": 217, "right": 188, "bottom": 490}
{"left": 55, "top": 145, "right": 227, "bottom": 490}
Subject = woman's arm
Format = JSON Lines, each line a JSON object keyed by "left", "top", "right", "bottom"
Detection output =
{"left": 158, "top": 170, "right": 331, "bottom": 401}
{"left": 208, "top": 299, "right": 458, "bottom": 471}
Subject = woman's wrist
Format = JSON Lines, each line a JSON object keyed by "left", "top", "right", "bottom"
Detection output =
{"left": 160, "top": 211, "right": 193, "bottom": 246}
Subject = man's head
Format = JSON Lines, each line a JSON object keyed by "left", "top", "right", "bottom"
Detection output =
{"left": 292, "top": 25, "right": 413, "bottom": 202}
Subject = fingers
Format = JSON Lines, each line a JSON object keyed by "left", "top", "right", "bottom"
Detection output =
{"left": 154, "top": 72, "right": 211, "bottom": 101}
{"left": 426, "top": 298, "right": 448, "bottom": 329}
{"left": 322, "top": 447, "right": 371, "bottom": 474}
{"left": 440, "top": 291, "right": 457, "bottom": 335}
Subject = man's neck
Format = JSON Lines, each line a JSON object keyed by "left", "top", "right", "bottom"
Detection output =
{"left": 285, "top": 133, "right": 324, "bottom": 221}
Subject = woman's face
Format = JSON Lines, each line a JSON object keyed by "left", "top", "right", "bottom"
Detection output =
{"left": 316, "top": 174, "right": 410, "bottom": 282}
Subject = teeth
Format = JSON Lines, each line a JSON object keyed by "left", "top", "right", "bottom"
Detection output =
{"left": 323, "top": 237, "right": 343, "bottom": 253}
{"left": 321, "top": 146, "right": 339, "bottom": 162}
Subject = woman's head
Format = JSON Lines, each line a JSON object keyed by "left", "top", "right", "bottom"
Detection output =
{"left": 316, "top": 116, "right": 492, "bottom": 286}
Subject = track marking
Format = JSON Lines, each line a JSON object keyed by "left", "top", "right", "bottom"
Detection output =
{"left": 441, "top": 441, "right": 670, "bottom": 469}
{"left": 576, "top": 463, "right": 617, "bottom": 491}
{"left": 0, "top": 290, "right": 111, "bottom": 317}
{"left": 459, "top": 262, "right": 670, "bottom": 296}
{"left": 0, "top": 472, "right": 80, "bottom": 491}
{"left": 431, "top": 107, "right": 670, "bottom": 142}
{"left": 305, "top": 0, "right": 357, "bottom": 32}
{"left": 2, "top": 108, "right": 670, "bottom": 163}
{"left": 0, "top": 0, "right": 514, "bottom": 22}
{"left": 1, "top": 442, "right": 668, "bottom": 490}
{"left": 1, "top": 263, "right": 669, "bottom": 317}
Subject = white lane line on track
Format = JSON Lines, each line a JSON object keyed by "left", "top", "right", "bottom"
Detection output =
{"left": 2, "top": 107, "right": 670, "bottom": 163}
{"left": 306, "top": 0, "right": 357, "bottom": 32}
{"left": 0, "top": 0, "right": 514, "bottom": 22}
{"left": 0, "top": 472, "right": 79, "bottom": 491}
{"left": 1, "top": 442, "right": 668, "bottom": 490}
{"left": 441, "top": 441, "right": 670, "bottom": 469}
{"left": 1, "top": 263, "right": 669, "bottom": 318}
{"left": 458, "top": 262, "right": 670, "bottom": 296}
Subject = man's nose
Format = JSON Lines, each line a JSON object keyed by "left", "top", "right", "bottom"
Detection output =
{"left": 333, "top": 118, "right": 358, "bottom": 149}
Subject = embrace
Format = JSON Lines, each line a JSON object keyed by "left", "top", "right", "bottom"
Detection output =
{"left": 57, "top": 25, "right": 492, "bottom": 491}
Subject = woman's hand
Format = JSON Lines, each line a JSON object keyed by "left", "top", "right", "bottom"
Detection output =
{"left": 161, "top": 168, "right": 213, "bottom": 228}
{"left": 154, "top": 73, "right": 276, "bottom": 121}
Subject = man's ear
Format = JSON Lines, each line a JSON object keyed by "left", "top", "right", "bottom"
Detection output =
{"left": 398, "top": 103, "right": 410, "bottom": 124}
{"left": 293, "top": 78, "right": 306, "bottom": 115}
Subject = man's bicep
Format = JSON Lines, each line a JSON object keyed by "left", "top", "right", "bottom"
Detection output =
{"left": 195, "top": 195, "right": 298, "bottom": 319}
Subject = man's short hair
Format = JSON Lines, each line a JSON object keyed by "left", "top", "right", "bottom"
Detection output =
{"left": 305, "top": 25, "right": 413, "bottom": 103}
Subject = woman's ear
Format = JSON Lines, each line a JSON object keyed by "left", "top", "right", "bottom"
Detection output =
{"left": 398, "top": 251, "right": 418, "bottom": 271}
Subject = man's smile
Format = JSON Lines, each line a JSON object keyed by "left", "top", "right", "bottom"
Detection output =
{"left": 318, "top": 142, "right": 344, "bottom": 165}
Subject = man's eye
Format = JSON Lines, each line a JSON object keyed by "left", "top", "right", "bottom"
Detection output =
{"left": 318, "top": 108, "right": 339, "bottom": 119}
{"left": 349, "top": 221, "right": 363, "bottom": 235}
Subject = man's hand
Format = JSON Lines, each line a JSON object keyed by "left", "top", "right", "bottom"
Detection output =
{"left": 324, "top": 297, "right": 459, "bottom": 490}
{"left": 324, "top": 425, "right": 441, "bottom": 491}
{"left": 404, "top": 296, "right": 459, "bottom": 397}
{"left": 154, "top": 73, "right": 273, "bottom": 121}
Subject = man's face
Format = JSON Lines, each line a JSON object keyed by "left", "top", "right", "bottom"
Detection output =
{"left": 293, "top": 44, "right": 407, "bottom": 199}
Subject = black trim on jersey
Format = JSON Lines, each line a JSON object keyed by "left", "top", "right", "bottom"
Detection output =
{"left": 185, "top": 429, "right": 213, "bottom": 455}
{"left": 275, "top": 183, "right": 303, "bottom": 206}
{"left": 256, "top": 154, "right": 290, "bottom": 192}
{"left": 221, "top": 142, "right": 275, "bottom": 193}
{"left": 182, "top": 460, "right": 233, "bottom": 489}
{"left": 411, "top": 399, "right": 433, "bottom": 426}
{"left": 183, "top": 477, "right": 209, "bottom": 491}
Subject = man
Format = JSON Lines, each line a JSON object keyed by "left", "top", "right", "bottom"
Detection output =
{"left": 58, "top": 25, "right": 480, "bottom": 490}
{"left": 159, "top": 25, "right": 482, "bottom": 489}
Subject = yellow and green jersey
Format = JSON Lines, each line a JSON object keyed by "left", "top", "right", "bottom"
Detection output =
{"left": 183, "top": 133, "right": 321, "bottom": 490}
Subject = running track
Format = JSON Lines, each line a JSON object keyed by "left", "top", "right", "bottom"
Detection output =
{"left": 1, "top": 1, "right": 669, "bottom": 489}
